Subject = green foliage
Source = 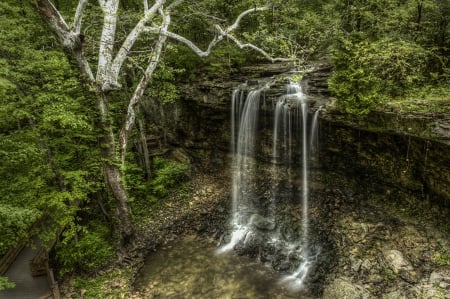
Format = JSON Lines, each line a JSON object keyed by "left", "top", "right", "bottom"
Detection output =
{"left": 56, "top": 222, "right": 114, "bottom": 276}
{"left": 382, "top": 267, "right": 398, "bottom": 285}
{"left": 327, "top": 0, "right": 450, "bottom": 114}
{"left": 145, "top": 60, "right": 182, "bottom": 105}
{"left": 0, "top": 204, "right": 41, "bottom": 256}
{"left": 0, "top": 0, "right": 101, "bottom": 255}
{"left": 385, "top": 83, "right": 450, "bottom": 113}
{"left": 0, "top": 276, "right": 15, "bottom": 291}
{"left": 241, "top": 0, "right": 335, "bottom": 63}
{"left": 329, "top": 38, "right": 430, "bottom": 114}
{"left": 150, "top": 157, "right": 190, "bottom": 198}
{"left": 434, "top": 248, "right": 450, "bottom": 266}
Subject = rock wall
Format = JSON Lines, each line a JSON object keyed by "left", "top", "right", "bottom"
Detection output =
{"left": 319, "top": 111, "right": 450, "bottom": 205}
{"left": 135, "top": 64, "right": 450, "bottom": 297}
{"left": 142, "top": 62, "right": 450, "bottom": 205}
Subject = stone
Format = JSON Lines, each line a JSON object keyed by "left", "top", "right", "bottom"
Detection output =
{"left": 368, "top": 274, "right": 384, "bottom": 283}
{"left": 439, "top": 281, "right": 450, "bottom": 290}
{"left": 250, "top": 214, "right": 276, "bottom": 231}
{"left": 422, "top": 288, "right": 446, "bottom": 299}
{"left": 322, "top": 278, "right": 371, "bottom": 299}
{"left": 383, "top": 249, "right": 417, "bottom": 283}
{"left": 430, "top": 271, "right": 444, "bottom": 284}
{"left": 361, "top": 259, "right": 372, "bottom": 271}
{"left": 350, "top": 258, "right": 363, "bottom": 272}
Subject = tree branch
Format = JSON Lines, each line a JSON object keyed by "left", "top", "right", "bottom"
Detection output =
{"left": 34, "top": 0, "right": 73, "bottom": 48}
{"left": 143, "top": 26, "right": 220, "bottom": 57}
{"left": 143, "top": 5, "right": 291, "bottom": 62}
{"left": 108, "top": 0, "right": 165, "bottom": 90}
{"left": 34, "top": 0, "right": 94, "bottom": 81}
{"left": 119, "top": 9, "right": 171, "bottom": 165}
{"left": 143, "top": 0, "right": 148, "bottom": 13}
{"left": 224, "top": 33, "right": 292, "bottom": 62}
{"left": 143, "top": 7, "right": 291, "bottom": 63}
{"left": 97, "top": 0, "right": 120, "bottom": 89}
{"left": 167, "top": 0, "right": 184, "bottom": 11}
{"left": 73, "top": 0, "right": 89, "bottom": 34}
{"left": 227, "top": 6, "right": 267, "bottom": 32}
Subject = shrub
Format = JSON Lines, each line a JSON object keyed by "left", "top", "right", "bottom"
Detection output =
{"left": 0, "top": 204, "right": 40, "bottom": 256}
{"left": 55, "top": 222, "right": 114, "bottom": 276}
{"left": 150, "top": 157, "right": 190, "bottom": 198}
{"left": 329, "top": 37, "right": 429, "bottom": 114}
{"left": 0, "top": 277, "right": 15, "bottom": 291}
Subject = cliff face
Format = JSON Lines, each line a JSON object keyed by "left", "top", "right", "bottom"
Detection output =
{"left": 315, "top": 67, "right": 450, "bottom": 203}
{"left": 319, "top": 108, "right": 450, "bottom": 205}
{"left": 135, "top": 64, "right": 450, "bottom": 297}
{"left": 142, "top": 62, "right": 450, "bottom": 205}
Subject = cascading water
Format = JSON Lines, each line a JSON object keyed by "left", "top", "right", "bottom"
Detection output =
{"left": 218, "top": 86, "right": 264, "bottom": 253}
{"left": 282, "top": 83, "right": 322, "bottom": 289}
{"left": 219, "top": 79, "right": 322, "bottom": 289}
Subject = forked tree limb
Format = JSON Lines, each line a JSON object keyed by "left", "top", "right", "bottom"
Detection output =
{"left": 34, "top": 0, "right": 94, "bottom": 81}
{"left": 119, "top": 9, "right": 172, "bottom": 165}
{"left": 108, "top": 0, "right": 166, "bottom": 90}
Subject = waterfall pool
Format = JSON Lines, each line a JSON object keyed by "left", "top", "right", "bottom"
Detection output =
{"left": 133, "top": 235, "right": 313, "bottom": 298}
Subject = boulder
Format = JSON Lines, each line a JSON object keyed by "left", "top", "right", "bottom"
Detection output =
{"left": 250, "top": 214, "right": 276, "bottom": 231}
{"left": 383, "top": 249, "right": 417, "bottom": 283}
{"left": 323, "top": 278, "right": 371, "bottom": 299}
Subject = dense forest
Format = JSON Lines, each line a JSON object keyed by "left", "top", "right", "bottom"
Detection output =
{"left": 1, "top": 0, "right": 449, "bottom": 293}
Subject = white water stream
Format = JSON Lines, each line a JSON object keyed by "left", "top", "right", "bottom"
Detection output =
{"left": 220, "top": 81, "right": 322, "bottom": 288}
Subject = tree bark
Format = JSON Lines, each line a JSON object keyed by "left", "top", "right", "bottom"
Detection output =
{"left": 137, "top": 117, "right": 152, "bottom": 179}
{"left": 96, "top": 91, "right": 134, "bottom": 246}
{"left": 34, "top": 0, "right": 133, "bottom": 247}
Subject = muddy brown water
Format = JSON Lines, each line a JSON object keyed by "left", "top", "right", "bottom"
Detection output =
{"left": 133, "top": 235, "right": 316, "bottom": 299}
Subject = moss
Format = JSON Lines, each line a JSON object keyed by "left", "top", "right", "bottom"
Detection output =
{"left": 433, "top": 248, "right": 450, "bottom": 266}
{"left": 382, "top": 268, "right": 398, "bottom": 285}
{"left": 382, "top": 84, "right": 450, "bottom": 114}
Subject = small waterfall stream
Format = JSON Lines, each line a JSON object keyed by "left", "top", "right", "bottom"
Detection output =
{"left": 220, "top": 80, "right": 322, "bottom": 288}
{"left": 219, "top": 87, "right": 264, "bottom": 252}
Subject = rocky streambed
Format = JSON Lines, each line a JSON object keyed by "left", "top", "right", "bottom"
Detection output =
{"left": 124, "top": 160, "right": 450, "bottom": 299}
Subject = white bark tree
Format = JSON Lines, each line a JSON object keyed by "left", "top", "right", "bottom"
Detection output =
{"left": 34, "top": 0, "right": 290, "bottom": 247}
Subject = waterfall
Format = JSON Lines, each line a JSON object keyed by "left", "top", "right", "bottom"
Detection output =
{"left": 283, "top": 83, "right": 323, "bottom": 288}
{"left": 219, "top": 88, "right": 263, "bottom": 253}
{"left": 220, "top": 80, "right": 322, "bottom": 289}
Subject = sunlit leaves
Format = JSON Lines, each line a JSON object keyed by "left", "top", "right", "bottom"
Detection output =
{"left": 0, "top": 204, "right": 41, "bottom": 255}
{"left": 328, "top": 0, "right": 450, "bottom": 114}
{"left": 0, "top": 1, "right": 100, "bottom": 253}
{"left": 329, "top": 37, "right": 430, "bottom": 114}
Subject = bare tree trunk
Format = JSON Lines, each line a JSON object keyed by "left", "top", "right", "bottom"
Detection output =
{"left": 96, "top": 91, "right": 134, "bottom": 246}
{"left": 35, "top": 0, "right": 133, "bottom": 246}
{"left": 137, "top": 117, "right": 152, "bottom": 179}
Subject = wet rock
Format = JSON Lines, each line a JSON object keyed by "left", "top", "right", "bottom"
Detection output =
{"left": 234, "top": 231, "right": 264, "bottom": 257}
{"left": 383, "top": 249, "right": 417, "bottom": 283}
{"left": 250, "top": 214, "right": 276, "bottom": 231}
{"left": 322, "top": 278, "right": 371, "bottom": 299}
